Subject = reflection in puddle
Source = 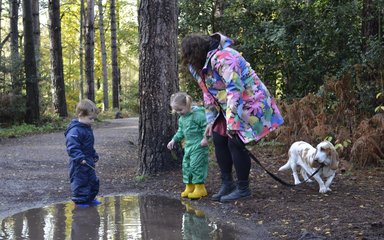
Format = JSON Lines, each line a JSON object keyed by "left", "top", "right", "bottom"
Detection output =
{"left": 0, "top": 195, "right": 236, "bottom": 239}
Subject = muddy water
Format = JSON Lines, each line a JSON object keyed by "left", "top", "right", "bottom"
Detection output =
{"left": 0, "top": 195, "right": 237, "bottom": 240}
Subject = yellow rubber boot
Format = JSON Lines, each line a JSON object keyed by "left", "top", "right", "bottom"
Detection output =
{"left": 181, "top": 200, "right": 195, "bottom": 213}
{"left": 188, "top": 184, "right": 208, "bottom": 199}
{"left": 194, "top": 209, "right": 205, "bottom": 218}
{"left": 181, "top": 184, "right": 195, "bottom": 198}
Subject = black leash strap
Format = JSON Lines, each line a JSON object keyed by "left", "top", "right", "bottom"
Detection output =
{"left": 247, "top": 147, "right": 323, "bottom": 187}
{"left": 231, "top": 136, "right": 323, "bottom": 187}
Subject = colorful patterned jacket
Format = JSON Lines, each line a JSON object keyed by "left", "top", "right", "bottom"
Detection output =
{"left": 189, "top": 33, "right": 284, "bottom": 143}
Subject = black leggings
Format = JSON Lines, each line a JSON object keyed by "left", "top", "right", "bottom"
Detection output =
{"left": 212, "top": 132, "right": 251, "bottom": 181}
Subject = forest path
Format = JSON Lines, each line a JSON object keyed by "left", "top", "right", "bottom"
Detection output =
{"left": 1, "top": 117, "right": 383, "bottom": 239}
{"left": 0, "top": 118, "right": 139, "bottom": 219}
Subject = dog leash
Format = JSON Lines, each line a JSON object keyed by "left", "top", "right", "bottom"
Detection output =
{"left": 231, "top": 135, "right": 324, "bottom": 187}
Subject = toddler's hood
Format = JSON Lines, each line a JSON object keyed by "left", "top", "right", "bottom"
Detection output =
{"left": 64, "top": 119, "right": 88, "bottom": 136}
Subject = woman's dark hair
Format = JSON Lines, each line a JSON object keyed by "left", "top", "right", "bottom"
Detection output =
{"left": 181, "top": 34, "right": 212, "bottom": 71}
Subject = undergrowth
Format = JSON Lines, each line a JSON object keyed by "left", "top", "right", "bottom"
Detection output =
{"left": 0, "top": 109, "right": 134, "bottom": 139}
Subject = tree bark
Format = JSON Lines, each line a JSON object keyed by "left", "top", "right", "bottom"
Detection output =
{"left": 85, "top": 0, "right": 95, "bottom": 102}
{"left": 98, "top": 0, "right": 108, "bottom": 111}
{"left": 23, "top": 0, "right": 40, "bottom": 123}
{"left": 79, "top": 0, "right": 85, "bottom": 100}
{"left": 361, "top": 0, "right": 383, "bottom": 52}
{"left": 48, "top": 0, "right": 67, "bottom": 118}
{"left": 10, "top": 0, "right": 21, "bottom": 95}
{"left": 110, "top": 0, "right": 119, "bottom": 109}
{"left": 138, "top": 0, "right": 180, "bottom": 175}
{"left": 32, "top": 0, "right": 40, "bottom": 76}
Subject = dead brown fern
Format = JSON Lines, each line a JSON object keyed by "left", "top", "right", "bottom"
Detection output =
{"left": 350, "top": 133, "right": 384, "bottom": 168}
{"left": 350, "top": 114, "right": 384, "bottom": 168}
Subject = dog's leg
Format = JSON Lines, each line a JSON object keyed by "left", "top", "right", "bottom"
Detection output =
{"left": 324, "top": 173, "right": 335, "bottom": 191}
{"left": 291, "top": 163, "right": 301, "bottom": 185}
{"left": 300, "top": 164, "right": 327, "bottom": 193}
{"left": 300, "top": 168, "right": 313, "bottom": 182}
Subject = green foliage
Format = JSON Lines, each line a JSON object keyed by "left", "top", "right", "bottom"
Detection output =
{"left": 0, "top": 94, "right": 26, "bottom": 126}
{"left": 335, "top": 139, "right": 352, "bottom": 151}
{"left": 178, "top": 0, "right": 382, "bottom": 116}
{"left": 135, "top": 175, "right": 146, "bottom": 182}
{"left": 0, "top": 117, "right": 69, "bottom": 139}
{"left": 375, "top": 92, "right": 384, "bottom": 113}
{"left": 97, "top": 109, "right": 133, "bottom": 120}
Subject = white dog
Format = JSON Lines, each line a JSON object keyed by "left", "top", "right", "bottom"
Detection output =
{"left": 279, "top": 141, "right": 339, "bottom": 193}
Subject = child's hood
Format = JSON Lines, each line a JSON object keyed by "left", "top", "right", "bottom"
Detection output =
{"left": 64, "top": 119, "right": 89, "bottom": 137}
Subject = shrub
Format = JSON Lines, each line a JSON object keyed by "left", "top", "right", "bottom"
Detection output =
{"left": 0, "top": 94, "right": 25, "bottom": 126}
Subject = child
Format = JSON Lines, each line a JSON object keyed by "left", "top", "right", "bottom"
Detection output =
{"left": 167, "top": 92, "right": 209, "bottom": 199}
{"left": 65, "top": 99, "right": 102, "bottom": 208}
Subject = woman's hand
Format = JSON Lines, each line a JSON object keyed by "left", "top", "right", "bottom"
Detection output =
{"left": 167, "top": 140, "right": 175, "bottom": 150}
{"left": 200, "top": 137, "right": 208, "bottom": 147}
{"left": 204, "top": 123, "right": 213, "bottom": 137}
{"left": 227, "top": 130, "right": 237, "bottom": 138}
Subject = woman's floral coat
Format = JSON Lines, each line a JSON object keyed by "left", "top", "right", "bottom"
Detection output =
{"left": 189, "top": 33, "right": 284, "bottom": 143}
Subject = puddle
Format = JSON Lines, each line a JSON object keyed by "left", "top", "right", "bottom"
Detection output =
{"left": 0, "top": 195, "right": 238, "bottom": 240}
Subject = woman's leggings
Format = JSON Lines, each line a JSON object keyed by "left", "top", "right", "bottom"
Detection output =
{"left": 212, "top": 132, "right": 251, "bottom": 181}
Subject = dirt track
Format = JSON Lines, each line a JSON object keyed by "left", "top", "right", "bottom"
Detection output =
{"left": 0, "top": 118, "right": 383, "bottom": 239}
{"left": 0, "top": 118, "right": 140, "bottom": 219}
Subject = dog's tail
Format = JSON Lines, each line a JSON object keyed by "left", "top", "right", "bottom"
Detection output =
{"left": 278, "top": 162, "right": 290, "bottom": 171}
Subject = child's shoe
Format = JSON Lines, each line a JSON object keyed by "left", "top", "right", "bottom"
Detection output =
{"left": 181, "top": 200, "right": 195, "bottom": 214}
{"left": 188, "top": 184, "right": 208, "bottom": 199}
{"left": 194, "top": 209, "right": 205, "bottom": 218}
{"left": 181, "top": 184, "right": 195, "bottom": 198}
{"left": 89, "top": 199, "right": 102, "bottom": 206}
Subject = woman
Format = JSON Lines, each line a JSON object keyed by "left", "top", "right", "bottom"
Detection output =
{"left": 181, "top": 33, "right": 284, "bottom": 202}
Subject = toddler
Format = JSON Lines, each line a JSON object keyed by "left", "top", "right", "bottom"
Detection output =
{"left": 167, "top": 92, "right": 209, "bottom": 199}
{"left": 65, "top": 99, "right": 101, "bottom": 208}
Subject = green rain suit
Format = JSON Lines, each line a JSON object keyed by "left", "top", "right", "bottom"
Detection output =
{"left": 172, "top": 106, "right": 209, "bottom": 184}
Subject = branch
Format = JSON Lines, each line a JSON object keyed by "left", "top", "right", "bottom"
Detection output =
{"left": 0, "top": 33, "right": 11, "bottom": 50}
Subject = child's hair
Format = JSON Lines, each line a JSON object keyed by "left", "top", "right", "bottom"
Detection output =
{"left": 170, "top": 92, "right": 192, "bottom": 113}
{"left": 76, "top": 99, "right": 98, "bottom": 117}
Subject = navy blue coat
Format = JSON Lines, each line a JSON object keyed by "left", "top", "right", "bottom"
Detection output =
{"left": 65, "top": 119, "right": 99, "bottom": 203}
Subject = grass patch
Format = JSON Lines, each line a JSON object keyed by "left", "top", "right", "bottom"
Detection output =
{"left": 0, "top": 109, "right": 138, "bottom": 139}
{"left": 0, "top": 118, "right": 70, "bottom": 138}
{"left": 135, "top": 175, "right": 146, "bottom": 182}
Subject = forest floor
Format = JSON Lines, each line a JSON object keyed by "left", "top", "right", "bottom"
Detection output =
{"left": 0, "top": 118, "right": 383, "bottom": 240}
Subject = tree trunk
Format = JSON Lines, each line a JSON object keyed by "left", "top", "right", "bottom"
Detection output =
{"left": 110, "top": 0, "right": 119, "bottom": 109}
{"left": 32, "top": 0, "right": 40, "bottom": 77}
{"left": 23, "top": 0, "right": 40, "bottom": 123}
{"left": 98, "top": 0, "right": 108, "bottom": 111}
{"left": 138, "top": 0, "right": 180, "bottom": 175}
{"left": 10, "top": 0, "right": 21, "bottom": 95}
{"left": 361, "top": 0, "right": 382, "bottom": 52}
{"left": 0, "top": 0, "right": 2, "bottom": 82}
{"left": 211, "top": 0, "right": 227, "bottom": 33}
{"left": 85, "top": 0, "right": 95, "bottom": 102}
{"left": 48, "top": 0, "right": 67, "bottom": 118}
{"left": 79, "top": 0, "right": 85, "bottom": 100}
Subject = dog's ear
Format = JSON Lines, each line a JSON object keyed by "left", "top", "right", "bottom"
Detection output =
{"left": 329, "top": 147, "right": 339, "bottom": 170}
